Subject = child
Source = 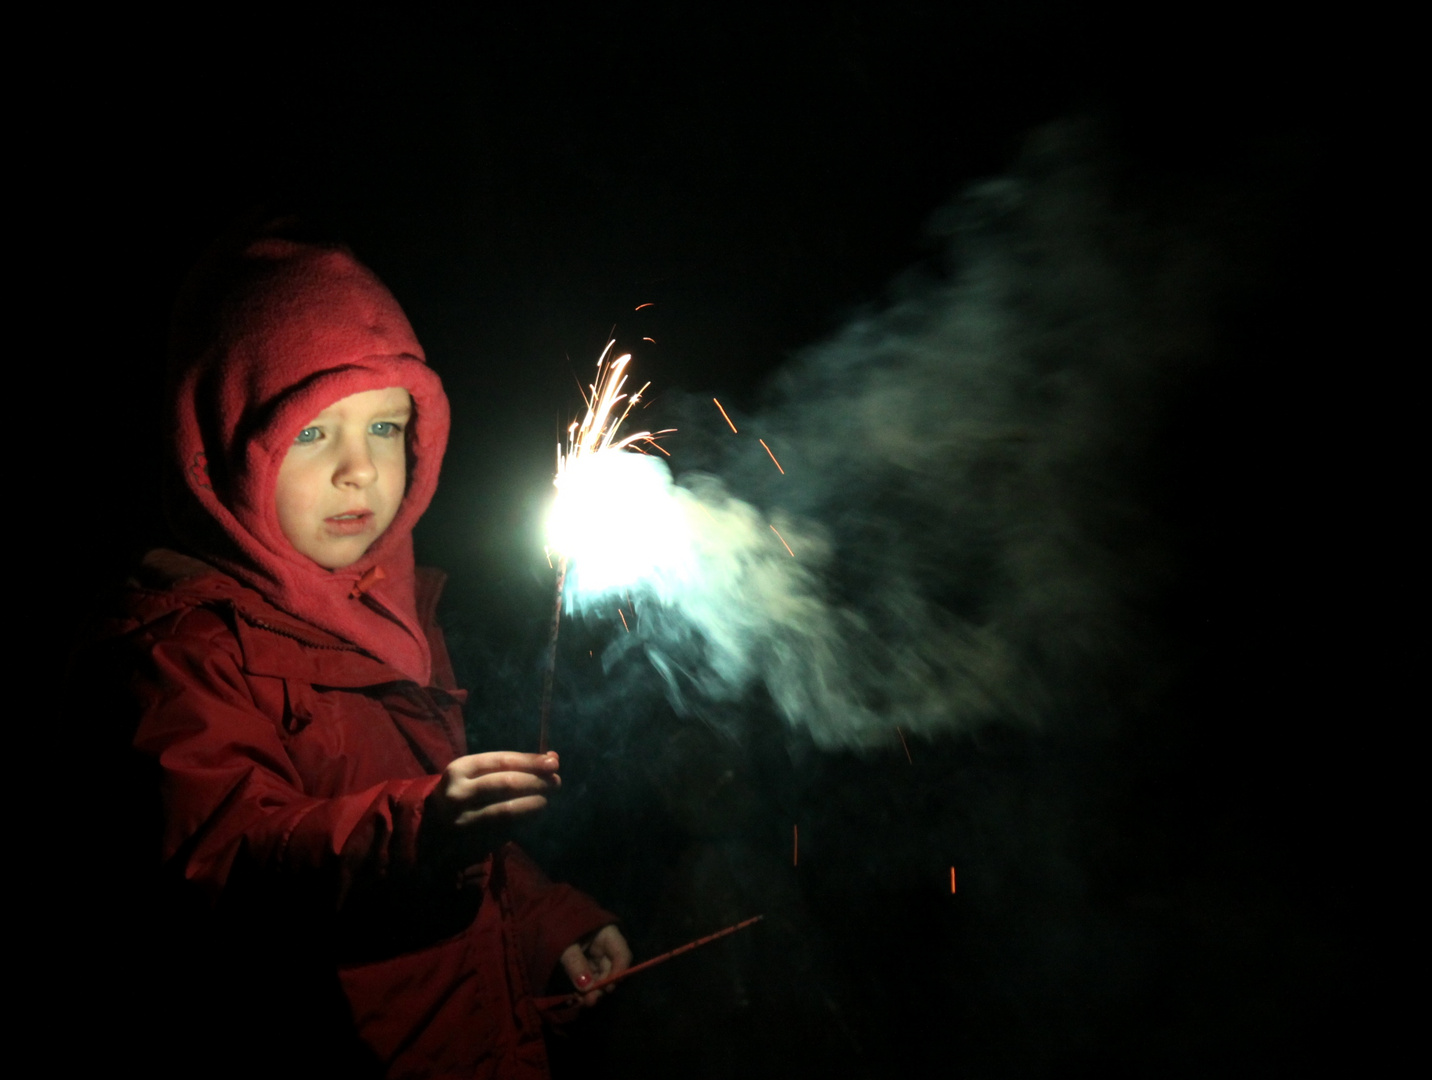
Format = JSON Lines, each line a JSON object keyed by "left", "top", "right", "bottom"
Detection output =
{"left": 103, "top": 232, "right": 628, "bottom": 1078}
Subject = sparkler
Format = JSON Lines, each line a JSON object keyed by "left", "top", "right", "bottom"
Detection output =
{"left": 541, "top": 341, "right": 670, "bottom": 749}
{"left": 532, "top": 915, "right": 764, "bottom": 1009}
{"left": 537, "top": 559, "right": 565, "bottom": 754}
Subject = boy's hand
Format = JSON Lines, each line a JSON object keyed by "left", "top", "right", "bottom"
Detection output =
{"left": 428, "top": 751, "right": 561, "bottom": 832}
{"left": 560, "top": 924, "right": 632, "bottom": 1007}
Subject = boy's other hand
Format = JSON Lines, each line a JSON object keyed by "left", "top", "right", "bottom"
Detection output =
{"left": 561, "top": 924, "right": 632, "bottom": 1007}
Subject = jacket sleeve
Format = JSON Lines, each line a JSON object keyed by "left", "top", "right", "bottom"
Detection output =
{"left": 497, "top": 843, "right": 619, "bottom": 995}
{"left": 131, "top": 606, "right": 443, "bottom": 909}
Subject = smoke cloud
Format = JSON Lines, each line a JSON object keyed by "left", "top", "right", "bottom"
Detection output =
{"left": 561, "top": 121, "right": 1221, "bottom": 749}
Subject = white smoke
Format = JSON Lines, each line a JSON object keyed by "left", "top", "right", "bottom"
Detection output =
{"left": 552, "top": 122, "right": 1220, "bottom": 749}
{"left": 554, "top": 456, "right": 887, "bottom": 747}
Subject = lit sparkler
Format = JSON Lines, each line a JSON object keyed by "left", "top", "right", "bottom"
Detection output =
{"left": 544, "top": 339, "right": 697, "bottom": 605}
{"left": 541, "top": 341, "right": 672, "bottom": 749}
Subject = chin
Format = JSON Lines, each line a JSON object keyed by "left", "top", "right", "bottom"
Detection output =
{"left": 306, "top": 543, "right": 371, "bottom": 571}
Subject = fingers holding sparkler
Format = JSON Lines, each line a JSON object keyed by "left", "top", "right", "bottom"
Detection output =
{"left": 535, "top": 915, "right": 763, "bottom": 1011}
{"left": 427, "top": 751, "right": 562, "bottom": 838}
{"left": 560, "top": 924, "right": 633, "bottom": 1007}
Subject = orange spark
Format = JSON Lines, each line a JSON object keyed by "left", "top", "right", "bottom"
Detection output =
{"left": 896, "top": 726, "right": 912, "bottom": 764}
{"left": 713, "top": 398, "right": 738, "bottom": 433}
{"left": 950, "top": 867, "right": 957, "bottom": 894}
{"left": 635, "top": 302, "right": 654, "bottom": 310}
{"left": 643, "top": 336, "right": 656, "bottom": 343}
{"left": 618, "top": 609, "right": 630, "bottom": 632}
{"left": 555, "top": 341, "right": 668, "bottom": 483}
{"left": 758, "top": 438, "right": 785, "bottom": 474}
{"left": 770, "top": 525, "right": 795, "bottom": 557}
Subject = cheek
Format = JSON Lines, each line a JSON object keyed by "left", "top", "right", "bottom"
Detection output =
{"left": 378, "top": 442, "right": 408, "bottom": 504}
{"left": 275, "top": 460, "right": 320, "bottom": 531}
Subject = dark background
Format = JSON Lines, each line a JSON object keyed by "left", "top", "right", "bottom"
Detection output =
{"left": 45, "top": 4, "right": 1375, "bottom": 1077}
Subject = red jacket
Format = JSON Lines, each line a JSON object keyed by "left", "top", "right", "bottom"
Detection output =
{"left": 112, "top": 548, "right": 614, "bottom": 1079}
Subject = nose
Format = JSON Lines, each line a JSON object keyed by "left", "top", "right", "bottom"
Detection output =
{"left": 333, "top": 433, "right": 378, "bottom": 488}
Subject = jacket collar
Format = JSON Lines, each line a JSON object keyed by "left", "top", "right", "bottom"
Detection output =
{"left": 134, "top": 549, "right": 446, "bottom": 689}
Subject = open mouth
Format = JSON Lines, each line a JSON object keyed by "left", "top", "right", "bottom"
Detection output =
{"left": 325, "top": 510, "right": 373, "bottom": 535}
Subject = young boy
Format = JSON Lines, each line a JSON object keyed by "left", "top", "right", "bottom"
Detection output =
{"left": 104, "top": 233, "right": 628, "bottom": 1077}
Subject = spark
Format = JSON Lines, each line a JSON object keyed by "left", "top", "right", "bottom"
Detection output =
{"left": 643, "top": 336, "right": 656, "bottom": 343}
{"left": 758, "top": 438, "right": 785, "bottom": 474}
{"left": 635, "top": 302, "right": 654, "bottom": 311}
{"left": 546, "top": 340, "right": 680, "bottom": 591}
{"left": 770, "top": 524, "right": 795, "bottom": 557}
{"left": 950, "top": 867, "right": 957, "bottom": 894}
{"left": 713, "top": 398, "right": 738, "bottom": 433}
{"left": 556, "top": 340, "right": 661, "bottom": 475}
{"left": 896, "top": 726, "right": 912, "bottom": 764}
{"left": 531, "top": 916, "right": 765, "bottom": 1008}
{"left": 618, "top": 608, "right": 630, "bottom": 632}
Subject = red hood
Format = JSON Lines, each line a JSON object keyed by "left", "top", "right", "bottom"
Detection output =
{"left": 165, "top": 235, "right": 449, "bottom": 684}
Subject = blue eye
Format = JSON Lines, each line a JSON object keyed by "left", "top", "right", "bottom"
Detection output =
{"left": 370, "top": 421, "right": 404, "bottom": 438}
{"left": 294, "top": 427, "right": 321, "bottom": 444}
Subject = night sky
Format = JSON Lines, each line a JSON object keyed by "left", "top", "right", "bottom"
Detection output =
{"left": 51, "top": 5, "right": 1370, "bottom": 1077}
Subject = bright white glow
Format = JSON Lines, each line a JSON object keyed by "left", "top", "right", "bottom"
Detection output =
{"left": 546, "top": 450, "right": 698, "bottom": 603}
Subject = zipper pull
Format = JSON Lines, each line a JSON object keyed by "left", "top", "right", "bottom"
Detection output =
{"left": 349, "top": 565, "right": 387, "bottom": 599}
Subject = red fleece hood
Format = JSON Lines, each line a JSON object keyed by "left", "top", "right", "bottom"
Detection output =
{"left": 166, "top": 236, "right": 448, "bottom": 684}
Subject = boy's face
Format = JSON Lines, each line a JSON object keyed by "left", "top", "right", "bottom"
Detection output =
{"left": 275, "top": 386, "right": 411, "bottom": 569}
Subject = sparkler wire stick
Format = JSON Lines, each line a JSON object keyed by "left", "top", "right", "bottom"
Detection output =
{"left": 531, "top": 915, "right": 764, "bottom": 1008}
{"left": 537, "top": 557, "right": 567, "bottom": 754}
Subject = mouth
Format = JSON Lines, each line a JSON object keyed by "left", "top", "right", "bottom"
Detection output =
{"left": 325, "top": 510, "right": 374, "bottom": 536}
